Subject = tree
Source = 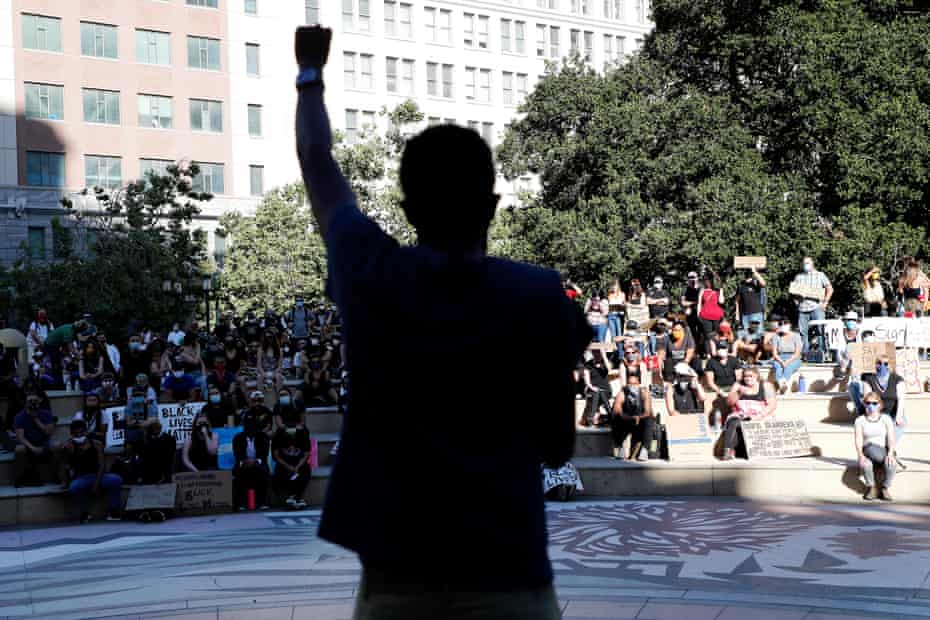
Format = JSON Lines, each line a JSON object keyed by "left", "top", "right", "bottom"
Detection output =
{"left": 498, "top": 1, "right": 930, "bottom": 311}
{"left": 4, "top": 164, "right": 211, "bottom": 334}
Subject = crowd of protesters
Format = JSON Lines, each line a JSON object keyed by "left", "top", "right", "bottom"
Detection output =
{"left": 565, "top": 256, "right": 924, "bottom": 499}
{"left": 1, "top": 298, "right": 347, "bottom": 521}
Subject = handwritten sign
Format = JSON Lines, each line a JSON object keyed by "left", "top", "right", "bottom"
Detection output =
{"left": 849, "top": 341, "right": 897, "bottom": 376}
{"left": 734, "top": 256, "right": 767, "bottom": 270}
{"left": 905, "top": 318, "right": 930, "bottom": 348}
{"left": 174, "top": 470, "right": 233, "bottom": 514}
{"left": 901, "top": 348, "right": 923, "bottom": 394}
{"left": 788, "top": 281, "right": 825, "bottom": 301}
{"left": 741, "top": 419, "right": 812, "bottom": 459}
{"left": 125, "top": 483, "right": 177, "bottom": 512}
{"left": 665, "top": 413, "right": 714, "bottom": 462}
{"left": 158, "top": 402, "right": 205, "bottom": 445}
{"left": 104, "top": 405, "right": 126, "bottom": 448}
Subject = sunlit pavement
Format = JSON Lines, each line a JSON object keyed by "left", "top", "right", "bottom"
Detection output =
{"left": 3, "top": 498, "right": 930, "bottom": 619}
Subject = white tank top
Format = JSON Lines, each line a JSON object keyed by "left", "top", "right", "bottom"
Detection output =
{"left": 855, "top": 413, "right": 890, "bottom": 447}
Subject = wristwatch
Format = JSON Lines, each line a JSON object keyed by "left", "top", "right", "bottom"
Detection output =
{"left": 296, "top": 67, "right": 323, "bottom": 90}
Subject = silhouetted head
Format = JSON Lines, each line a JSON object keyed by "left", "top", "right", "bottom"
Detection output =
{"left": 399, "top": 125, "right": 499, "bottom": 254}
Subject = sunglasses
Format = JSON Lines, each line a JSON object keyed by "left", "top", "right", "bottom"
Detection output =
{"left": 876, "top": 362, "right": 889, "bottom": 367}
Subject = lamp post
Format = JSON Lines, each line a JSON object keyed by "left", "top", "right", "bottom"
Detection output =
{"left": 202, "top": 277, "right": 213, "bottom": 330}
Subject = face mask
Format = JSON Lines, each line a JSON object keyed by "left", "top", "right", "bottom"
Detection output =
{"left": 671, "top": 330, "right": 684, "bottom": 341}
{"left": 625, "top": 353, "right": 637, "bottom": 361}
{"left": 845, "top": 321, "right": 857, "bottom": 330}
{"left": 210, "top": 394, "right": 221, "bottom": 404}
{"left": 173, "top": 370, "right": 184, "bottom": 378}
{"left": 279, "top": 396, "right": 291, "bottom": 406}
{"left": 129, "top": 342, "right": 142, "bottom": 352}
{"left": 72, "top": 435, "right": 87, "bottom": 445}
{"left": 653, "top": 282, "right": 663, "bottom": 290}
{"left": 678, "top": 380, "right": 690, "bottom": 389}
{"left": 103, "top": 381, "right": 113, "bottom": 388}
{"left": 876, "top": 364, "right": 890, "bottom": 378}
{"left": 286, "top": 427, "right": 297, "bottom": 436}
{"left": 777, "top": 325, "right": 789, "bottom": 335}
{"left": 803, "top": 262, "right": 813, "bottom": 273}
{"left": 866, "top": 402, "right": 881, "bottom": 414}
{"left": 717, "top": 350, "right": 728, "bottom": 359}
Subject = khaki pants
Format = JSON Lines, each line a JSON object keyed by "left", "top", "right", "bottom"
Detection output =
{"left": 353, "top": 572, "right": 561, "bottom": 620}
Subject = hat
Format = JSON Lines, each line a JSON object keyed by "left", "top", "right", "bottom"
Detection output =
{"left": 674, "top": 362, "right": 697, "bottom": 377}
{"left": 657, "top": 318, "right": 671, "bottom": 327}
{"left": 249, "top": 390, "right": 265, "bottom": 400}
{"left": 719, "top": 321, "right": 732, "bottom": 332}
{"left": 843, "top": 311, "right": 859, "bottom": 321}
{"left": 653, "top": 276, "right": 663, "bottom": 284}
{"left": 687, "top": 271, "right": 698, "bottom": 279}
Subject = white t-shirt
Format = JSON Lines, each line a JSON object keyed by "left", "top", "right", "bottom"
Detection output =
{"left": 855, "top": 413, "right": 893, "bottom": 447}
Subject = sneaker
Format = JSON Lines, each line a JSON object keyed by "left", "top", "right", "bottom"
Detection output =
{"left": 722, "top": 449, "right": 735, "bottom": 461}
{"left": 864, "top": 486, "right": 879, "bottom": 501}
{"left": 881, "top": 488, "right": 893, "bottom": 502}
{"left": 105, "top": 510, "right": 122, "bottom": 522}
{"left": 778, "top": 380, "right": 788, "bottom": 394}
{"left": 846, "top": 401, "right": 856, "bottom": 414}
{"left": 296, "top": 499, "right": 308, "bottom": 509}
{"left": 259, "top": 504, "right": 270, "bottom": 511}
{"left": 637, "top": 448, "right": 649, "bottom": 462}
{"left": 330, "top": 441, "right": 340, "bottom": 457}
{"left": 285, "top": 496, "right": 298, "bottom": 508}
{"left": 611, "top": 446, "right": 622, "bottom": 460}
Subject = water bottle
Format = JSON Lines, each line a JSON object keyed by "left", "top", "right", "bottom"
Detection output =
{"left": 924, "top": 377, "right": 930, "bottom": 393}
{"left": 798, "top": 375, "right": 807, "bottom": 393}
{"left": 711, "top": 409, "right": 722, "bottom": 432}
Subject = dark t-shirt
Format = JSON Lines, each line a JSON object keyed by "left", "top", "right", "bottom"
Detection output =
{"left": 737, "top": 280, "right": 764, "bottom": 315}
{"left": 585, "top": 359, "right": 612, "bottom": 391}
{"left": 319, "top": 204, "right": 589, "bottom": 590}
{"left": 665, "top": 334, "right": 695, "bottom": 361}
{"left": 272, "top": 427, "right": 312, "bottom": 467}
{"left": 682, "top": 286, "right": 700, "bottom": 310}
{"left": 14, "top": 410, "right": 54, "bottom": 447}
{"left": 706, "top": 356, "right": 739, "bottom": 388}
{"left": 647, "top": 286, "right": 670, "bottom": 317}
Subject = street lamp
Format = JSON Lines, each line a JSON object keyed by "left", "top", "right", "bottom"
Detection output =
{"left": 202, "top": 277, "right": 213, "bottom": 330}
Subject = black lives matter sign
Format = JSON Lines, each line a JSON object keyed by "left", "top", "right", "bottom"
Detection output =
{"left": 741, "top": 419, "right": 812, "bottom": 459}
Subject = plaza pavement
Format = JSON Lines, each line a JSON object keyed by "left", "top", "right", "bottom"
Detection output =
{"left": 3, "top": 498, "right": 930, "bottom": 619}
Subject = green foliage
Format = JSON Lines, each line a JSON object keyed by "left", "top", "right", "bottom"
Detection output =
{"left": 498, "top": 0, "right": 930, "bottom": 311}
{"left": 6, "top": 164, "right": 210, "bottom": 334}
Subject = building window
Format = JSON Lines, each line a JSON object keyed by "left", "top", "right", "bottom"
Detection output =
{"left": 481, "top": 122, "right": 494, "bottom": 145}
{"left": 80, "top": 22, "right": 118, "bottom": 59}
{"left": 343, "top": 53, "right": 372, "bottom": 89}
{"left": 571, "top": 0, "right": 591, "bottom": 14}
{"left": 467, "top": 120, "right": 479, "bottom": 132}
{"left": 427, "top": 116, "right": 440, "bottom": 126}
{"left": 24, "top": 83, "right": 64, "bottom": 121}
{"left": 584, "top": 31, "right": 594, "bottom": 62}
{"left": 443, "top": 117, "right": 455, "bottom": 125}
{"left": 477, "top": 15, "right": 489, "bottom": 49}
{"left": 603, "top": 0, "right": 622, "bottom": 20}
{"left": 501, "top": 19, "right": 512, "bottom": 52}
{"left": 214, "top": 231, "right": 227, "bottom": 268}
{"left": 26, "top": 151, "right": 65, "bottom": 187}
{"left": 189, "top": 99, "right": 223, "bottom": 132}
{"left": 248, "top": 104, "right": 262, "bottom": 136}
{"left": 28, "top": 227, "right": 46, "bottom": 261}
{"left": 360, "top": 54, "right": 373, "bottom": 89}
{"left": 385, "top": 2, "right": 412, "bottom": 38}
{"left": 426, "top": 62, "right": 438, "bottom": 95}
{"left": 618, "top": 35, "right": 626, "bottom": 57}
{"left": 537, "top": 0, "right": 558, "bottom": 8}
{"left": 516, "top": 73, "right": 529, "bottom": 102}
{"left": 187, "top": 36, "right": 221, "bottom": 71}
{"left": 344, "top": 52, "right": 357, "bottom": 88}
{"left": 343, "top": 0, "right": 371, "bottom": 32}
{"left": 140, "top": 158, "right": 172, "bottom": 179}
{"left": 401, "top": 59, "right": 415, "bottom": 95}
{"left": 535, "top": 24, "right": 546, "bottom": 57}
{"left": 22, "top": 14, "right": 62, "bottom": 52}
{"left": 515, "top": 21, "right": 526, "bottom": 54}
{"left": 345, "top": 109, "right": 358, "bottom": 144}
{"left": 138, "top": 94, "right": 173, "bottom": 129}
{"left": 306, "top": 0, "right": 320, "bottom": 24}
{"left": 85, "top": 155, "right": 122, "bottom": 191}
{"left": 502, "top": 71, "right": 514, "bottom": 105}
{"left": 249, "top": 165, "right": 264, "bottom": 196}
{"left": 386, "top": 57, "right": 398, "bottom": 92}
{"left": 187, "top": 0, "right": 219, "bottom": 7}
{"left": 442, "top": 63, "right": 454, "bottom": 98}
{"left": 83, "top": 89, "right": 121, "bottom": 125}
{"left": 136, "top": 30, "right": 171, "bottom": 65}
{"left": 245, "top": 0, "right": 258, "bottom": 14}
{"left": 570, "top": 29, "right": 580, "bottom": 55}
{"left": 465, "top": 67, "right": 476, "bottom": 100}
{"left": 463, "top": 13, "right": 474, "bottom": 48}
{"left": 424, "top": 7, "right": 451, "bottom": 44}
{"left": 478, "top": 69, "right": 491, "bottom": 103}
{"left": 362, "top": 110, "right": 376, "bottom": 130}
{"left": 246, "top": 43, "right": 260, "bottom": 76}
{"left": 192, "top": 163, "right": 225, "bottom": 194}
{"left": 550, "top": 26, "right": 560, "bottom": 58}
{"left": 603, "top": 34, "right": 613, "bottom": 63}
{"left": 636, "top": 0, "right": 646, "bottom": 22}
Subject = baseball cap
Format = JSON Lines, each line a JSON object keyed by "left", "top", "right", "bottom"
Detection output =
{"left": 687, "top": 271, "right": 698, "bottom": 279}
{"left": 843, "top": 311, "right": 859, "bottom": 321}
{"left": 674, "top": 362, "right": 696, "bottom": 377}
{"left": 249, "top": 390, "right": 264, "bottom": 400}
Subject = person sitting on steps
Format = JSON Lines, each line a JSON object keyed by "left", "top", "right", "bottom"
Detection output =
{"left": 582, "top": 346, "right": 613, "bottom": 427}
{"left": 849, "top": 354, "right": 907, "bottom": 471}
{"left": 855, "top": 392, "right": 897, "bottom": 501}
{"left": 665, "top": 362, "right": 708, "bottom": 416}
{"left": 722, "top": 367, "right": 776, "bottom": 460}
{"left": 610, "top": 368, "right": 655, "bottom": 461}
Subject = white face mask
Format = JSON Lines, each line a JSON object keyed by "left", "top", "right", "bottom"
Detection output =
{"left": 72, "top": 435, "right": 87, "bottom": 445}
{"left": 803, "top": 262, "right": 813, "bottom": 273}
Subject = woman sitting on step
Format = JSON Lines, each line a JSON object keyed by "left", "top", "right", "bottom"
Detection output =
{"left": 850, "top": 353, "right": 907, "bottom": 470}
{"left": 855, "top": 392, "right": 896, "bottom": 501}
{"left": 722, "top": 367, "right": 777, "bottom": 460}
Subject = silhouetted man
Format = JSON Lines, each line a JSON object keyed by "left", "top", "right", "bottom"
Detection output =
{"left": 295, "top": 26, "right": 589, "bottom": 620}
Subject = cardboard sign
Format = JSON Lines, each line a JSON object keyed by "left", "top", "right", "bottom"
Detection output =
{"left": 125, "top": 484, "right": 177, "bottom": 512}
{"left": 849, "top": 341, "right": 897, "bottom": 376}
{"left": 158, "top": 402, "right": 205, "bottom": 445}
{"left": 665, "top": 413, "right": 714, "bottom": 462}
{"left": 788, "top": 281, "right": 825, "bottom": 301}
{"left": 901, "top": 348, "right": 923, "bottom": 394}
{"left": 104, "top": 405, "right": 126, "bottom": 448}
{"left": 174, "top": 470, "right": 233, "bottom": 514}
{"left": 734, "top": 256, "right": 767, "bottom": 270}
{"left": 740, "top": 419, "right": 812, "bottom": 459}
{"left": 905, "top": 318, "right": 930, "bottom": 348}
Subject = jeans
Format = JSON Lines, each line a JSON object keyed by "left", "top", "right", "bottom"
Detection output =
{"left": 584, "top": 389, "right": 612, "bottom": 426}
{"left": 847, "top": 380, "right": 865, "bottom": 416}
{"left": 610, "top": 415, "right": 657, "bottom": 458}
{"left": 773, "top": 354, "right": 802, "bottom": 383}
{"left": 723, "top": 416, "right": 743, "bottom": 452}
{"left": 272, "top": 462, "right": 311, "bottom": 501}
{"left": 797, "top": 307, "right": 825, "bottom": 355}
{"left": 591, "top": 323, "right": 607, "bottom": 343}
{"left": 862, "top": 443, "right": 895, "bottom": 489}
{"left": 607, "top": 313, "right": 623, "bottom": 342}
{"left": 741, "top": 312, "right": 764, "bottom": 331}
{"left": 70, "top": 473, "right": 122, "bottom": 513}
{"left": 353, "top": 572, "right": 561, "bottom": 620}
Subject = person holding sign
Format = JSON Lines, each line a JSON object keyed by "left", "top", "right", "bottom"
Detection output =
{"left": 665, "top": 363, "right": 709, "bottom": 416}
{"left": 722, "top": 368, "right": 777, "bottom": 460}
{"left": 610, "top": 368, "right": 655, "bottom": 461}
{"left": 852, "top": 354, "right": 907, "bottom": 469}
{"left": 735, "top": 268, "right": 766, "bottom": 330}
{"left": 855, "top": 393, "right": 897, "bottom": 501}
{"left": 790, "top": 257, "right": 833, "bottom": 358}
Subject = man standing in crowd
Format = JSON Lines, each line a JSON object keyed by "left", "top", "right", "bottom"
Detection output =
{"left": 287, "top": 297, "right": 311, "bottom": 345}
{"left": 43, "top": 318, "right": 90, "bottom": 388}
{"left": 647, "top": 276, "right": 671, "bottom": 319}
{"left": 680, "top": 271, "right": 702, "bottom": 339}
{"left": 735, "top": 267, "right": 766, "bottom": 330}
{"left": 27, "top": 308, "right": 53, "bottom": 360}
{"left": 791, "top": 257, "right": 832, "bottom": 359}
{"left": 295, "top": 25, "right": 587, "bottom": 619}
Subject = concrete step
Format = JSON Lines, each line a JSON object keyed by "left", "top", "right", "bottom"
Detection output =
{"left": 572, "top": 456, "right": 930, "bottom": 503}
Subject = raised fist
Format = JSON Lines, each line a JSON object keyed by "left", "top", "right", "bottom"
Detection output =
{"left": 295, "top": 26, "right": 332, "bottom": 69}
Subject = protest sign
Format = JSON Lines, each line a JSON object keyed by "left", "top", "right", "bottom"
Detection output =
{"left": 901, "top": 348, "right": 923, "bottom": 394}
{"left": 740, "top": 419, "right": 812, "bottom": 459}
{"left": 788, "top": 281, "right": 825, "bottom": 301}
{"left": 905, "top": 318, "right": 930, "bottom": 348}
{"left": 849, "top": 341, "right": 897, "bottom": 376}
{"left": 158, "top": 402, "right": 205, "bottom": 445}
{"left": 175, "top": 470, "right": 233, "bottom": 514}
{"left": 104, "top": 405, "right": 126, "bottom": 449}
{"left": 215, "top": 426, "right": 241, "bottom": 470}
{"left": 665, "top": 413, "right": 714, "bottom": 462}
{"left": 125, "top": 484, "right": 177, "bottom": 512}
{"left": 734, "top": 256, "right": 767, "bottom": 270}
